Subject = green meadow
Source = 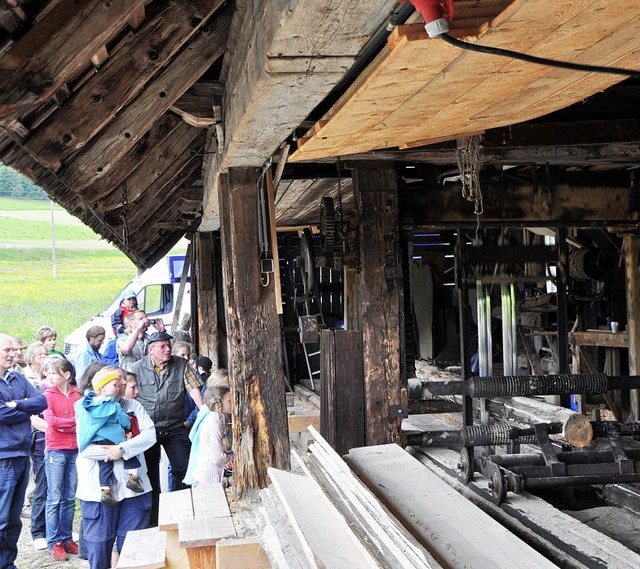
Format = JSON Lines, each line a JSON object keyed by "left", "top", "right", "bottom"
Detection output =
{"left": 0, "top": 200, "right": 137, "bottom": 345}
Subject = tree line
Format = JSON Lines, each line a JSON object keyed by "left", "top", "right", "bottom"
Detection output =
{"left": 0, "top": 164, "right": 47, "bottom": 200}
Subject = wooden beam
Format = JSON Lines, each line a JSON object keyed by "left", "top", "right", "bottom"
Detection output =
{"left": 195, "top": 232, "right": 220, "bottom": 368}
{"left": 94, "top": 123, "right": 202, "bottom": 212}
{"left": 0, "top": 0, "right": 147, "bottom": 120}
{"left": 623, "top": 234, "right": 640, "bottom": 421}
{"left": 170, "top": 80, "right": 224, "bottom": 128}
{"left": 200, "top": 0, "right": 396, "bottom": 229}
{"left": 353, "top": 166, "right": 403, "bottom": 445}
{"left": 401, "top": 178, "right": 640, "bottom": 228}
{"left": 60, "top": 5, "right": 232, "bottom": 191}
{"left": 221, "top": 168, "right": 290, "bottom": 495}
{"left": 78, "top": 112, "right": 183, "bottom": 200}
{"left": 24, "top": 0, "right": 224, "bottom": 170}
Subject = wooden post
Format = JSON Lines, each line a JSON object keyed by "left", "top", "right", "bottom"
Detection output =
{"left": 623, "top": 234, "right": 640, "bottom": 421}
{"left": 218, "top": 169, "right": 290, "bottom": 495}
{"left": 343, "top": 267, "right": 359, "bottom": 330}
{"left": 195, "top": 231, "right": 220, "bottom": 368}
{"left": 320, "top": 329, "right": 365, "bottom": 455}
{"left": 352, "top": 165, "right": 403, "bottom": 446}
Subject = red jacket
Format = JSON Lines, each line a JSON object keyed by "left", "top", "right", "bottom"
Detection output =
{"left": 43, "top": 385, "right": 80, "bottom": 451}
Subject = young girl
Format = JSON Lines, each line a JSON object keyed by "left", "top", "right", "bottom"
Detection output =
{"left": 42, "top": 356, "right": 81, "bottom": 561}
{"left": 184, "top": 384, "right": 233, "bottom": 486}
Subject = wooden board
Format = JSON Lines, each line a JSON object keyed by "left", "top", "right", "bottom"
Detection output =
{"left": 346, "top": 444, "right": 557, "bottom": 568}
{"left": 267, "top": 467, "right": 379, "bottom": 568}
{"left": 215, "top": 538, "right": 270, "bottom": 569}
{"left": 287, "top": 414, "right": 321, "bottom": 433}
{"left": 571, "top": 330, "right": 629, "bottom": 349}
{"left": 290, "top": 0, "right": 640, "bottom": 161}
{"left": 116, "top": 527, "right": 166, "bottom": 569}
{"left": 158, "top": 489, "right": 194, "bottom": 531}
{"left": 191, "top": 484, "right": 231, "bottom": 519}
{"left": 178, "top": 516, "right": 236, "bottom": 548}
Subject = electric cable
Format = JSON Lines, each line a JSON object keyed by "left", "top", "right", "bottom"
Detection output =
{"left": 440, "top": 33, "right": 640, "bottom": 79}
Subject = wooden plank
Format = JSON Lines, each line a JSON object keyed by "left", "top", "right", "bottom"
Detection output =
{"left": 267, "top": 467, "right": 379, "bottom": 568}
{"left": 215, "top": 538, "right": 269, "bottom": 569}
{"left": 116, "top": 527, "right": 166, "bottom": 569}
{"left": 60, "top": 5, "right": 232, "bottom": 191}
{"left": 353, "top": 167, "right": 403, "bottom": 446}
{"left": 195, "top": 232, "right": 220, "bottom": 368}
{"left": 289, "top": 0, "right": 640, "bottom": 161}
{"left": 571, "top": 331, "right": 629, "bottom": 349}
{"left": 287, "top": 414, "right": 320, "bottom": 433}
{"left": 623, "top": 234, "right": 640, "bottom": 420}
{"left": 306, "top": 428, "right": 439, "bottom": 568}
{"left": 185, "top": 546, "right": 216, "bottom": 569}
{"left": 159, "top": 489, "right": 194, "bottom": 531}
{"left": 191, "top": 484, "right": 231, "bottom": 519}
{"left": 265, "top": 170, "right": 283, "bottom": 314}
{"left": 24, "top": 0, "right": 224, "bottom": 170}
{"left": 179, "top": 516, "right": 236, "bottom": 548}
{"left": 164, "top": 528, "right": 190, "bottom": 569}
{"left": 170, "top": 80, "right": 224, "bottom": 128}
{"left": 0, "top": 0, "right": 147, "bottom": 119}
{"left": 346, "top": 444, "right": 557, "bottom": 568}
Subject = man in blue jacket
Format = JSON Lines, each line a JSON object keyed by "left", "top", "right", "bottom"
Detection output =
{"left": 0, "top": 334, "right": 47, "bottom": 569}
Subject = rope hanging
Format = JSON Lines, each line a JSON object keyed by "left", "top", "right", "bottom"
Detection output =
{"left": 456, "top": 134, "right": 483, "bottom": 215}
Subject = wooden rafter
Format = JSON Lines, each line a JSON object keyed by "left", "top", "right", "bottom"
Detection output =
{"left": 24, "top": 0, "right": 225, "bottom": 170}
{"left": 0, "top": 0, "right": 147, "bottom": 120}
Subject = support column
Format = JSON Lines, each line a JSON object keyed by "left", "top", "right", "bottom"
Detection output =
{"left": 352, "top": 165, "right": 403, "bottom": 446}
{"left": 623, "top": 234, "right": 640, "bottom": 421}
{"left": 218, "top": 169, "right": 290, "bottom": 495}
{"left": 194, "top": 231, "right": 220, "bottom": 368}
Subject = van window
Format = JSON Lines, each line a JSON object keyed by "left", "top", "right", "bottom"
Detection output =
{"left": 141, "top": 284, "right": 174, "bottom": 316}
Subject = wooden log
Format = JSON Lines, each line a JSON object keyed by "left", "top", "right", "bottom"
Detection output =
{"left": 353, "top": 165, "right": 403, "bottom": 446}
{"left": 346, "top": 444, "right": 557, "bottom": 569}
{"left": 220, "top": 168, "right": 290, "bottom": 495}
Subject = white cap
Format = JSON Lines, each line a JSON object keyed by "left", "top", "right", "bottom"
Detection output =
{"left": 425, "top": 17, "right": 450, "bottom": 38}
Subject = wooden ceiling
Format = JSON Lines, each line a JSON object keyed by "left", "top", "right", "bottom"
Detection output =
{"left": 291, "top": 0, "right": 640, "bottom": 161}
{"left": 0, "top": 0, "right": 639, "bottom": 267}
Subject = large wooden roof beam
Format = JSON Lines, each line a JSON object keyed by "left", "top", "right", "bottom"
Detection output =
{"left": 24, "top": 0, "right": 225, "bottom": 170}
{"left": 60, "top": 4, "right": 232, "bottom": 191}
{"left": 200, "top": 0, "right": 397, "bottom": 230}
{"left": 0, "top": 0, "right": 147, "bottom": 120}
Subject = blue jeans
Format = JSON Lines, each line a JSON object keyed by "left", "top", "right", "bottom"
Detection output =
{"left": 30, "top": 448, "right": 47, "bottom": 540}
{"left": 44, "top": 450, "right": 78, "bottom": 548}
{"left": 0, "top": 456, "right": 30, "bottom": 569}
{"left": 81, "top": 493, "right": 151, "bottom": 569}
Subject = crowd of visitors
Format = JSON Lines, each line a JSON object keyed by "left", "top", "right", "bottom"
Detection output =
{"left": 0, "top": 310, "right": 231, "bottom": 569}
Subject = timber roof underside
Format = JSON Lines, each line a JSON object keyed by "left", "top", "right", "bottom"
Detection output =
{"left": 0, "top": 0, "right": 638, "bottom": 267}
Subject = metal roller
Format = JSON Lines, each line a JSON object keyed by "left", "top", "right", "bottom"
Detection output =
{"left": 423, "top": 372, "right": 615, "bottom": 398}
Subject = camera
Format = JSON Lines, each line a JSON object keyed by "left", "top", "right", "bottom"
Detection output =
{"left": 148, "top": 319, "right": 157, "bottom": 325}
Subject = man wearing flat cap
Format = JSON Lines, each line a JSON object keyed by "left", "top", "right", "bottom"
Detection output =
{"left": 132, "top": 331, "right": 204, "bottom": 525}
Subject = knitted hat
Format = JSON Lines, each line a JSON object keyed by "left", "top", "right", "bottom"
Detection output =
{"left": 92, "top": 372, "right": 121, "bottom": 393}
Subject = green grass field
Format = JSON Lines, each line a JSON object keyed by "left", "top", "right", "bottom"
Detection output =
{"left": 0, "top": 198, "right": 52, "bottom": 210}
{"left": 0, "top": 199, "right": 138, "bottom": 344}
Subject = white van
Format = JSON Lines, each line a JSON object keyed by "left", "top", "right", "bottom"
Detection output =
{"left": 63, "top": 255, "right": 190, "bottom": 362}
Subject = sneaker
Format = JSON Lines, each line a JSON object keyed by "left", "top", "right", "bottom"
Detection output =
{"left": 49, "top": 542, "right": 69, "bottom": 561}
{"left": 126, "top": 474, "right": 144, "bottom": 493}
{"left": 100, "top": 487, "right": 118, "bottom": 507}
{"left": 32, "top": 537, "right": 48, "bottom": 550}
{"left": 63, "top": 540, "right": 79, "bottom": 555}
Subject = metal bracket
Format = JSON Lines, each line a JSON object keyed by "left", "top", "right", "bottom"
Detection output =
{"left": 389, "top": 405, "right": 408, "bottom": 420}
